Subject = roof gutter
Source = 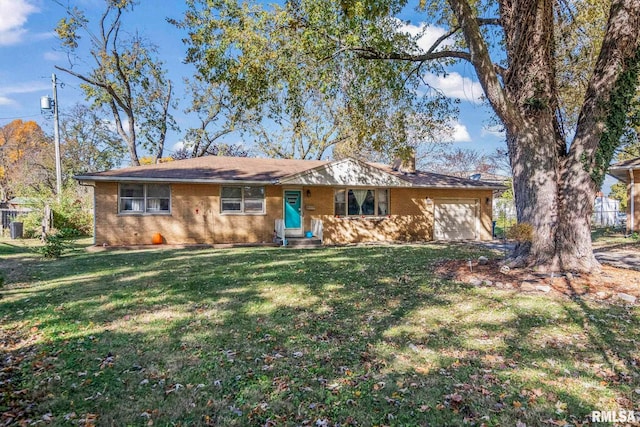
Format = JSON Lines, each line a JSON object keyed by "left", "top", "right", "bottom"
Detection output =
{"left": 74, "top": 175, "right": 503, "bottom": 190}
{"left": 73, "top": 175, "right": 277, "bottom": 185}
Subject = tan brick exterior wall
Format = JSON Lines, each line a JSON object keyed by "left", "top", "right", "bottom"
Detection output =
{"left": 304, "top": 186, "right": 493, "bottom": 244}
{"left": 94, "top": 182, "right": 494, "bottom": 245}
{"left": 94, "top": 183, "right": 282, "bottom": 245}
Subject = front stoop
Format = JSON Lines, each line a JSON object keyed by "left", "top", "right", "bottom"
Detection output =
{"left": 276, "top": 237, "right": 323, "bottom": 248}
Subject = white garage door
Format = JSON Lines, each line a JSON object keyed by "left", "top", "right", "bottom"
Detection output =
{"left": 434, "top": 199, "right": 478, "bottom": 240}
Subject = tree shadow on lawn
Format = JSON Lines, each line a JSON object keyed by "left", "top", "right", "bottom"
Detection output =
{"left": 2, "top": 245, "right": 638, "bottom": 425}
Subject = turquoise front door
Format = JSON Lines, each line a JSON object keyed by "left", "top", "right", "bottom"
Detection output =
{"left": 284, "top": 190, "right": 302, "bottom": 229}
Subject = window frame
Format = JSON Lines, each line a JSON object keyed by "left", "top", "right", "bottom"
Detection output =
{"left": 334, "top": 188, "right": 390, "bottom": 217}
{"left": 220, "top": 185, "right": 266, "bottom": 215}
{"left": 118, "top": 183, "right": 171, "bottom": 215}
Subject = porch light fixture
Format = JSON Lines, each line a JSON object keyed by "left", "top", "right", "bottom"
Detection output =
{"left": 425, "top": 197, "right": 433, "bottom": 205}
{"left": 306, "top": 189, "right": 311, "bottom": 197}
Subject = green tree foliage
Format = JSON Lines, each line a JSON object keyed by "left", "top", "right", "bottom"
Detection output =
{"left": 17, "top": 186, "right": 93, "bottom": 238}
{"left": 174, "top": 0, "right": 456, "bottom": 160}
{"left": 54, "top": 0, "right": 176, "bottom": 166}
{"left": 60, "top": 104, "right": 127, "bottom": 175}
{"left": 555, "top": 0, "right": 613, "bottom": 129}
{"left": 555, "top": 0, "right": 640, "bottom": 197}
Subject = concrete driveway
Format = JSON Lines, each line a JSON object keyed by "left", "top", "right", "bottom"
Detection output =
{"left": 474, "top": 241, "right": 640, "bottom": 272}
{"left": 594, "top": 247, "right": 640, "bottom": 271}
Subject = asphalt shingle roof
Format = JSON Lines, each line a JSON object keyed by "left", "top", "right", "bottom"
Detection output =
{"left": 76, "top": 156, "right": 328, "bottom": 183}
{"left": 75, "top": 156, "right": 505, "bottom": 189}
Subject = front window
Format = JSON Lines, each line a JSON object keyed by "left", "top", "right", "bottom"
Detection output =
{"left": 119, "top": 183, "right": 171, "bottom": 214}
{"left": 335, "top": 188, "right": 389, "bottom": 216}
{"left": 221, "top": 186, "right": 265, "bottom": 214}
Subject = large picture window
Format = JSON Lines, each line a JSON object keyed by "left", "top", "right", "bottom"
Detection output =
{"left": 119, "top": 183, "right": 171, "bottom": 214}
{"left": 334, "top": 188, "right": 389, "bottom": 216}
{"left": 221, "top": 186, "right": 265, "bottom": 214}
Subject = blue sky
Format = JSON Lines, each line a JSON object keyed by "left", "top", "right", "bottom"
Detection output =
{"left": 0, "top": 0, "right": 506, "bottom": 162}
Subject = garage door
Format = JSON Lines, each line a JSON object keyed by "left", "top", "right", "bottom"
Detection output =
{"left": 434, "top": 199, "right": 478, "bottom": 240}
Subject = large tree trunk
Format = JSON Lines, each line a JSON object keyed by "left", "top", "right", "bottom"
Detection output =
{"left": 501, "top": 0, "right": 600, "bottom": 272}
{"left": 449, "top": 0, "right": 640, "bottom": 273}
{"left": 507, "top": 119, "right": 561, "bottom": 269}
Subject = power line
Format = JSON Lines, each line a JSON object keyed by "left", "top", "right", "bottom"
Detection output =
{"left": 0, "top": 113, "right": 42, "bottom": 121}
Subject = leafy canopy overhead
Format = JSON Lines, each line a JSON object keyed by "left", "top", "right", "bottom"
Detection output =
{"left": 175, "top": 0, "right": 459, "bottom": 160}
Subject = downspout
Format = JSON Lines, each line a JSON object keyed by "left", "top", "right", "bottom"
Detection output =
{"left": 630, "top": 169, "right": 635, "bottom": 233}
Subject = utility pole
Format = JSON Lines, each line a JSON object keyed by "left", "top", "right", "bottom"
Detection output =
{"left": 41, "top": 73, "right": 62, "bottom": 199}
{"left": 52, "top": 73, "right": 62, "bottom": 199}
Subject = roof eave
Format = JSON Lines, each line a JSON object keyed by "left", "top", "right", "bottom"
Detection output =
{"left": 74, "top": 175, "right": 505, "bottom": 190}
{"left": 413, "top": 185, "right": 506, "bottom": 190}
{"left": 608, "top": 167, "right": 635, "bottom": 183}
{"left": 72, "top": 175, "right": 277, "bottom": 185}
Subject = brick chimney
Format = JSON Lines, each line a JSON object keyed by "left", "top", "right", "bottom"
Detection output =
{"left": 391, "top": 149, "right": 416, "bottom": 174}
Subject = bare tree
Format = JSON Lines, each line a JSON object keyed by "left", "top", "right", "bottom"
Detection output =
{"left": 54, "top": 0, "right": 176, "bottom": 166}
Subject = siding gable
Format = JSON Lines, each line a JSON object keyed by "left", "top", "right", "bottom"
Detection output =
{"left": 279, "top": 158, "right": 411, "bottom": 187}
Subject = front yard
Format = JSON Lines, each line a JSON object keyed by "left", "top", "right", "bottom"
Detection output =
{"left": 1, "top": 240, "right": 639, "bottom": 426}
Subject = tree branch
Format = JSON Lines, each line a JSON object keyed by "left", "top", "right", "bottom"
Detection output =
{"left": 476, "top": 17, "right": 501, "bottom": 26}
{"left": 448, "top": 0, "right": 516, "bottom": 127}
{"left": 353, "top": 47, "right": 472, "bottom": 63}
{"left": 425, "top": 25, "right": 461, "bottom": 55}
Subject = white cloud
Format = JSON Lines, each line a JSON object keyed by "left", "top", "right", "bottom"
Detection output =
{"left": 171, "top": 140, "right": 185, "bottom": 152}
{"left": 0, "top": 81, "right": 51, "bottom": 96}
{"left": 31, "top": 31, "right": 56, "bottom": 42}
{"left": 397, "top": 21, "right": 453, "bottom": 53}
{"left": 423, "top": 72, "right": 484, "bottom": 104}
{"left": 0, "top": 80, "right": 51, "bottom": 107}
{"left": 0, "top": 0, "right": 39, "bottom": 46}
{"left": 0, "top": 96, "right": 15, "bottom": 106}
{"left": 481, "top": 124, "right": 505, "bottom": 138}
{"left": 451, "top": 122, "right": 472, "bottom": 142}
{"left": 44, "top": 51, "right": 65, "bottom": 61}
{"left": 430, "top": 120, "right": 472, "bottom": 143}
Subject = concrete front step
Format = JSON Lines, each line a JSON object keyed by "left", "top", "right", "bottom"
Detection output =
{"left": 277, "top": 237, "right": 323, "bottom": 247}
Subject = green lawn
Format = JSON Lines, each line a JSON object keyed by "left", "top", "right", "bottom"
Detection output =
{"left": 591, "top": 228, "right": 640, "bottom": 249}
{"left": 1, "top": 240, "right": 638, "bottom": 426}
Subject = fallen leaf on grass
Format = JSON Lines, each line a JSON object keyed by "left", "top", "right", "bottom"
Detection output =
{"left": 446, "top": 393, "right": 463, "bottom": 404}
{"left": 554, "top": 400, "right": 567, "bottom": 414}
{"left": 228, "top": 405, "right": 243, "bottom": 416}
{"left": 99, "top": 352, "right": 115, "bottom": 369}
{"left": 165, "top": 383, "right": 183, "bottom": 395}
{"left": 544, "top": 419, "right": 569, "bottom": 426}
{"left": 79, "top": 413, "right": 98, "bottom": 426}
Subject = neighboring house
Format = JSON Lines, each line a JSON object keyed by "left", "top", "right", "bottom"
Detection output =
{"left": 7, "top": 197, "right": 37, "bottom": 210}
{"left": 74, "top": 156, "right": 504, "bottom": 246}
{"left": 1, "top": 197, "right": 35, "bottom": 230}
{"left": 466, "top": 171, "right": 510, "bottom": 185}
{"left": 464, "top": 172, "right": 515, "bottom": 223}
{"left": 609, "top": 157, "right": 640, "bottom": 233}
{"left": 592, "top": 194, "right": 620, "bottom": 227}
